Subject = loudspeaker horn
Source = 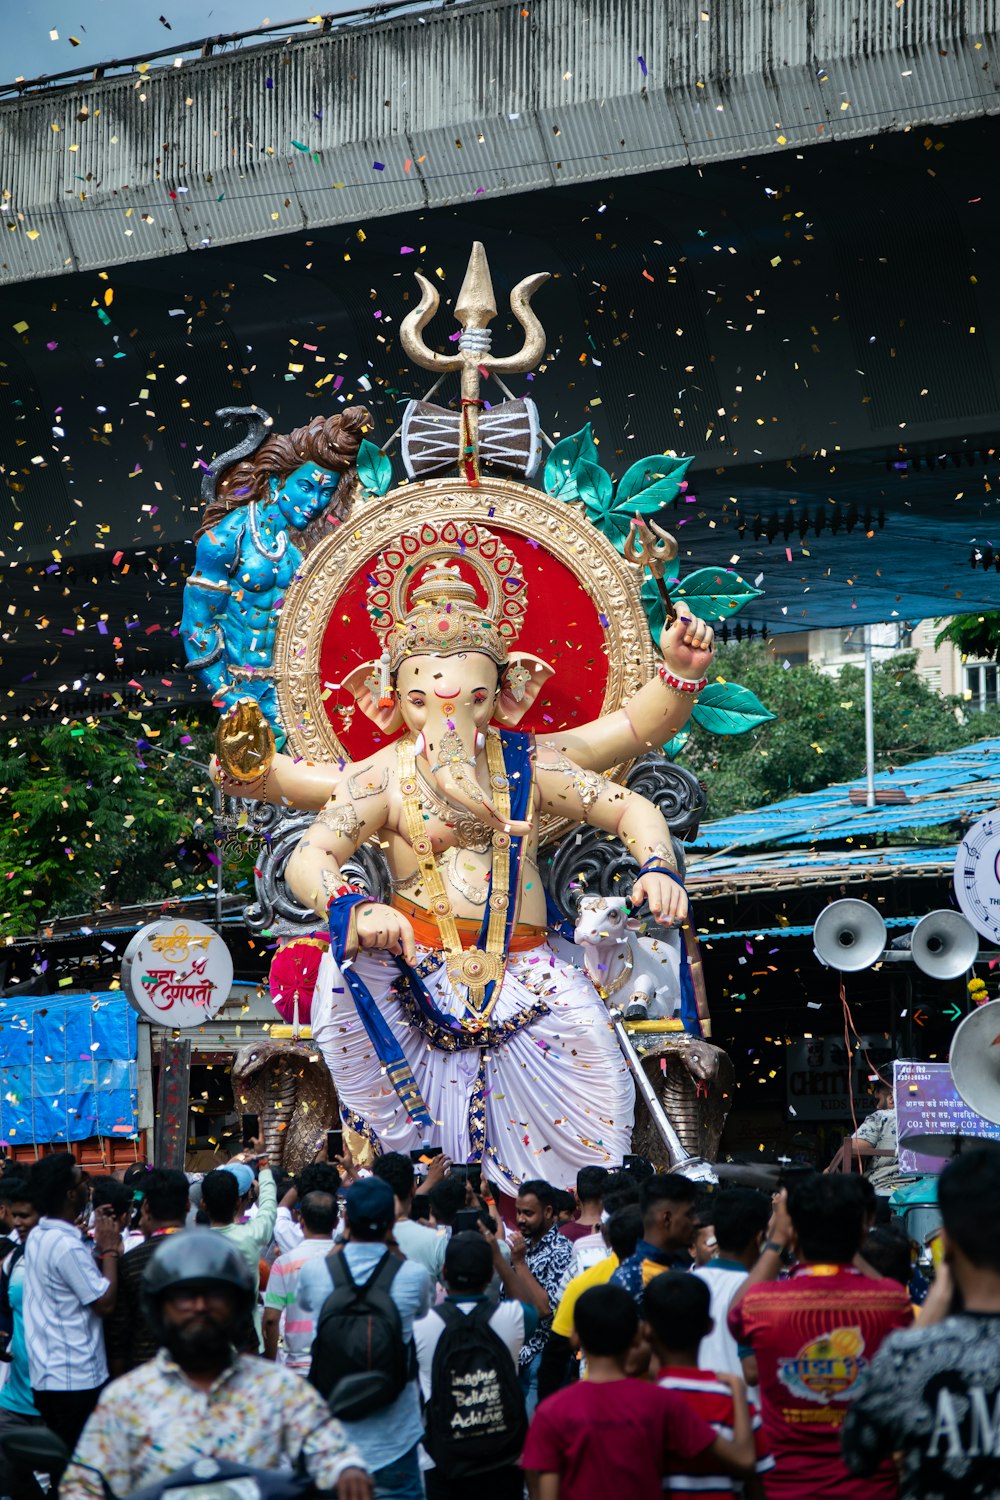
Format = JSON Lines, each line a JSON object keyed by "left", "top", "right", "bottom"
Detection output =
{"left": 911, "top": 910, "right": 980, "bottom": 981}
{"left": 813, "top": 899, "right": 887, "bottom": 972}
{"left": 950, "top": 1001, "right": 1000, "bottom": 1126}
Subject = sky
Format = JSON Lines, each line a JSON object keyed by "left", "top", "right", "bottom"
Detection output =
{"left": 7, "top": 0, "right": 382, "bottom": 83}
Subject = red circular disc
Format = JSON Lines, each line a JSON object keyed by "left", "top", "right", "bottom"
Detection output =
{"left": 317, "top": 527, "right": 610, "bottom": 760}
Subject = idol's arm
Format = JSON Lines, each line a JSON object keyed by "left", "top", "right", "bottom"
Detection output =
{"left": 536, "top": 607, "right": 715, "bottom": 772}
{"left": 535, "top": 750, "right": 686, "bottom": 922}
{"left": 181, "top": 528, "right": 239, "bottom": 699}
{"left": 284, "top": 774, "right": 388, "bottom": 920}
{"left": 283, "top": 766, "right": 416, "bottom": 962}
{"left": 212, "top": 749, "right": 341, "bottom": 810}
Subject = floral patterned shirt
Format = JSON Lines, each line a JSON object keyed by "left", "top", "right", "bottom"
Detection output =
{"left": 504, "top": 1222, "right": 574, "bottom": 1368}
{"left": 59, "top": 1349, "right": 365, "bottom": 1500}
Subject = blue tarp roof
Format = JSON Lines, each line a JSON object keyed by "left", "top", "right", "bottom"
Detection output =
{"left": 691, "top": 738, "right": 1000, "bottom": 852}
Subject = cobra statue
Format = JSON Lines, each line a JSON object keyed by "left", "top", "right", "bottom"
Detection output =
{"left": 630, "top": 1034, "right": 737, "bottom": 1168}
{"left": 230, "top": 1037, "right": 337, "bottom": 1174}
{"left": 199, "top": 406, "right": 272, "bottom": 507}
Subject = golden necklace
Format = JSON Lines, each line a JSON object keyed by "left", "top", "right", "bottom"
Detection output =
{"left": 398, "top": 731, "right": 516, "bottom": 1020}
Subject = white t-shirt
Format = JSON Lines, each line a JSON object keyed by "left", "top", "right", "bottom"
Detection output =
{"left": 691, "top": 1260, "right": 750, "bottom": 1379}
{"left": 23, "top": 1218, "right": 109, "bottom": 1391}
{"left": 392, "top": 1219, "right": 448, "bottom": 1283}
{"left": 413, "top": 1297, "right": 530, "bottom": 1472}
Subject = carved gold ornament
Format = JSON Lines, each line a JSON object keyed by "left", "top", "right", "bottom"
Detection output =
{"left": 215, "top": 698, "right": 277, "bottom": 784}
{"left": 273, "top": 476, "right": 656, "bottom": 803}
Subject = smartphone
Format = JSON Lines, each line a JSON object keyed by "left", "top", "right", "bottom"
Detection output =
{"left": 451, "top": 1163, "right": 483, "bottom": 1194}
{"left": 327, "top": 1128, "right": 343, "bottom": 1160}
{"left": 409, "top": 1146, "right": 443, "bottom": 1164}
{"left": 241, "top": 1114, "right": 260, "bottom": 1147}
{"left": 453, "top": 1208, "right": 482, "bottom": 1235}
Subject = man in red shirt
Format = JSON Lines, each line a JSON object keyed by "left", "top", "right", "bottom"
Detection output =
{"left": 728, "top": 1175, "right": 911, "bottom": 1500}
{"left": 521, "top": 1283, "right": 754, "bottom": 1499}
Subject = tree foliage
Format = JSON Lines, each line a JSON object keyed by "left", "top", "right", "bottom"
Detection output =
{"left": 684, "top": 645, "right": 1000, "bottom": 820}
{"left": 0, "top": 713, "right": 216, "bottom": 937}
{"left": 935, "top": 613, "right": 1000, "bottom": 664}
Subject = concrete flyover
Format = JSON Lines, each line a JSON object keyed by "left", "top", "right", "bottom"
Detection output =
{"left": 2, "top": 0, "right": 1000, "bottom": 285}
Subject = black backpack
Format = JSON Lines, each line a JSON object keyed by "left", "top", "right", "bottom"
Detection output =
{"left": 308, "top": 1250, "right": 413, "bottom": 1422}
{"left": 423, "top": 1301, "right": 528, "bottom": 1479}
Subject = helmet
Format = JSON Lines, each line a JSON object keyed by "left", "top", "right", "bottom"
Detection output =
{"left": 140, "top": 1228, "right": 255, "bottom": 1329}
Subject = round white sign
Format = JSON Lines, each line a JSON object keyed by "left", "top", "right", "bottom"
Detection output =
{"left": 954, "top": 813, "right": 1000, "bottom": 946}
{"left": 121, "top": 920, "right": 233, "bottom": 1028}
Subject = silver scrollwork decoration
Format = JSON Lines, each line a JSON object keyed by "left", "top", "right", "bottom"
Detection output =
{"left": 542, "top": 752, "right": 705, "bottom": 925}
{"left": 242, "top": 809, "right": 390, "bottom": 935}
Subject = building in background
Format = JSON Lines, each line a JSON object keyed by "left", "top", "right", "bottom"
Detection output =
{"left": 768, "top": 620, "right": 998, "bottom": 711}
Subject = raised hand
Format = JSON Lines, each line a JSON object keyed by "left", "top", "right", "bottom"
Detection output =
{"left": 660, "top": 605, "right": 715, "bottom": 681}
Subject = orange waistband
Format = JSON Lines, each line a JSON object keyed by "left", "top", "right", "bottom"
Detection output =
{"left": 392, "top": 896, "right": 545, "bottom": 954}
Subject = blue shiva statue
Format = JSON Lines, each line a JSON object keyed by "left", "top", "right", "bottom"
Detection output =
{"left": 181, "top": 405, "right": 370, "bottom": 724}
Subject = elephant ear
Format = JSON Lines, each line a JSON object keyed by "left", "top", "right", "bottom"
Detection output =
{"left": 342, "top": 662, "right": 404, "bottom": 733}
{"left": 494, "top": 653, "right": 555, "bottom": 727}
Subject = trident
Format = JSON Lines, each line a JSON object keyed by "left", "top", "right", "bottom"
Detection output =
{"left": 399, "top": 241, "right": 549, "bottom": 477}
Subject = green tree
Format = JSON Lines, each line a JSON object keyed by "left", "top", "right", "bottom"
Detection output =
{"left": 684, "top": 645, "right": 1000, "bottom": 820}
{"left": 936, "top": 613, "right": 1000, "bottom": 663}
{"left": 0, "top": 712, "right": 217, "bottom": 936}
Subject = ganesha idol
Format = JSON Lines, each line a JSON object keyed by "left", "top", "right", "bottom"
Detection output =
{"left": 199, "top": 243, "right": 719, "bottom": 1193}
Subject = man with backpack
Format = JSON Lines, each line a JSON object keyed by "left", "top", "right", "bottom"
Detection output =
{"left": 299, "top": 1176, "right": 431, "bottom": 1500}
{"left": 415, "top": 1232, "right": 535, "bottom": 1500}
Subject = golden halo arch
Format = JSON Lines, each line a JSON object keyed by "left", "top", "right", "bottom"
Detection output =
{"left": 273, "top": 474, "right": 657, "bottom": 784}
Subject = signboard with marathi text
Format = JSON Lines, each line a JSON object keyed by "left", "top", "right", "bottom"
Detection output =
{"left": 894, "top": 1060, "right": 1000, "bottom": 1174}
{"left": 121, "top": 920, "right": 232, "bottom": 1029}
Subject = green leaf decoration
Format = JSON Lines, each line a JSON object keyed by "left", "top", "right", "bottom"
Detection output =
{"left": 544, "top": 424, "right": 599, "bottom": 500}
{"left": 669, "top": 567, "right": 763, "bottom": 620}
{"left": 616, "top": 453, "right": 693, "bottom": 512}
{"left": 356, "top": 438, "right": 393, "bottom": 496}
{"left": 575, "top": 458, "right": 614, "bottom": 516}
{"left": 662, "top": 728, "right": 690, "bottom": 759}
{"left": 691, "top": 681, "right": 776, "bottom": 736}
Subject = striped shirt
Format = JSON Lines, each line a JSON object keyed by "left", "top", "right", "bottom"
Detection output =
{"left": 659, "top": 1368, "right": 774, "bottom": 1498}
{"left": 262, "top": 1237, "right": 333, "bottom": 1369}
{"left": 23, "top": 1218, "right": 109, "bottom": 1392}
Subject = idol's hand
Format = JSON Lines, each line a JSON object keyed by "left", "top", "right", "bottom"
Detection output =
{"left": 630, "top": 871, "right": 688, "bottom": 923}
{"left": 660, "top": 605, "right": 714, "bottom": 681}
{"left": 354, "top": 902, "right": 417, "bottom": 964}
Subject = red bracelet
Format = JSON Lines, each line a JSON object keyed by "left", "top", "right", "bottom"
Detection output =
{"left": 326, "top": 883, "right": 364, "bottom": 911}
{"left": 658, "top": 666, "right": 708, "bottom": 694}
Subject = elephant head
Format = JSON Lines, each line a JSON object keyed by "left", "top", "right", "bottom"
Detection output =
{"left": 344, "top": 649, "right": 551, "bottom": 835}
{"left": 344, "top": 554, "right": 552, "bottom": 836}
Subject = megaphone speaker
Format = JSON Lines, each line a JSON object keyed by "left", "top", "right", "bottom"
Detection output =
{"left": 911, "top": 910, "right": 979, "bottom": 981}
{"left": 813, "top": 899, "right": 887, "bottom": 972}
{"left": 950, "top": 1001, "right": 1000, "bottom": 1126}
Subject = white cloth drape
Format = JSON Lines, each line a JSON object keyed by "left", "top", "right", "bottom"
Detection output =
{"left": 310, "top": 942, "right": 634, "bottom": 1196}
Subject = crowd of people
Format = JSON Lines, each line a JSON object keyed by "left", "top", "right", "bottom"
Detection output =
{"left": 0, "top": 1136, "right": 996, "bottom": 1500}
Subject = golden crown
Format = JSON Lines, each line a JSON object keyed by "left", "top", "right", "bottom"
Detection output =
{"left": 365, "top": 522, "right": 527, "bottom": 675}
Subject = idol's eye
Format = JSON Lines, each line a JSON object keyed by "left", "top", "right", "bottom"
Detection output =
{"left": 473, "top": 692, "right": 487, "bottom": 704}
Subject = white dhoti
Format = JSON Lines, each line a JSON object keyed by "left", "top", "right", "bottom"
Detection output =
{"left": 311, "top": 942, "right": 634, "bottom": 1196}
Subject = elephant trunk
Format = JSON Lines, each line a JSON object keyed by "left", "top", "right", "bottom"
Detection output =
{"left": 420, "top": 706, "right": 530, "bottom": 836}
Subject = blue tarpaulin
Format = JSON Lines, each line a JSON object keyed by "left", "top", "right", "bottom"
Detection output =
{"left": 0, "top": 991, "right": 138, "bottom": 1145}
{"left": 691, "top": 738, "right": 1000, "bottom": 851}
